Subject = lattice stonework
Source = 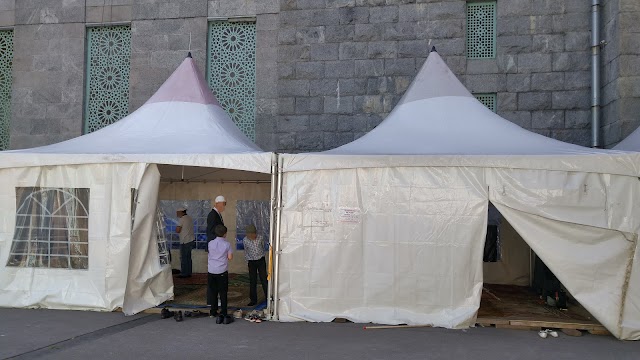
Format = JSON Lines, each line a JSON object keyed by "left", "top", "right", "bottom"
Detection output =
{"left": 475, "top": 93, "right": 497, "bottom": 112}
{"left": 466, "top": 1, "right": 496, "bottom": 59}
{"left": 0, "top": 30, "right": 13, "bottom": 150}
{"left": 207, "top": 22, "right": 257, "bottom": 140}
{"left": 84, "top": 26, "right": 131, "bottom": 133}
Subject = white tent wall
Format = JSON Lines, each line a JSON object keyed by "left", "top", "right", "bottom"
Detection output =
{"left": 487, "top": 168, "right": 640, "bottom": 339}
{"left": 123, "top": 164, "right": 173, "bottom": 315}
{"left": 159, "top": 180, "right": 271, "bottom": 274}
{"left": 0, "top": 163, "right": 149, "bottom": 311}
{"left": 482, "top": 219, "right": 530, "bottom": 286}
{"left": 277, "top": 166, "right": 488, "bottom": 328}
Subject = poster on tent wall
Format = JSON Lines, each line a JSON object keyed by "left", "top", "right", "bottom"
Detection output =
{"left": 159, "top": 200, "right": 210, "bottom": 249}
{"left": 236, "top": 200, "right": 270, "bottom": 251}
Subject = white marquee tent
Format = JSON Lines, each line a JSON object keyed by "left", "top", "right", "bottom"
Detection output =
{"left": 274, "top": 50, "right": 640, "bottom": 340}
{"left": 0, "top": 55, "right": 273, "bottom": 315}
{"left": 614, "top": 126, "right": 640, "bottom": 151}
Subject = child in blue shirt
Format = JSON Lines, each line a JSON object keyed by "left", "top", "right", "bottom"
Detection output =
{"left": 207, "top": 224, "right": 234, "bottom": 324}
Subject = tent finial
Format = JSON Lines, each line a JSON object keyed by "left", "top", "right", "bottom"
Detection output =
{"left": 431, "top": 46, "right": 437, "bottom": 53}
{"left": 187, "top": 51, "right": 192, "bottom": 58}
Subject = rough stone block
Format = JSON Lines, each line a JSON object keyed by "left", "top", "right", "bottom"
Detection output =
{"left": 498, "top": 110, "right": 532, "bottom": 129}
{"left": 565, "top": 32, "right": 590, "bottom": 51}
{"left": 383, "top": 22, "right": 417, "bottom": 41}
{"left": 565, "top": 110, "right": 591, "bottom": 129}
{"left": 384, "top": 58, "right": 415, "bottom": 76}
{"left": 278, "top": 97, "right": 296, "bottom": 114}
{"left": 336, "top": 78, "right": 368, "bottom": 96}
{"left": 0, "top": 0, "right": 14, "bottom": 12}
{"left": 398, "top": 3, "right": 428, "bottom": 23}
{"left": 354, "top": 23, "right": 383, "bottom": 41}
{"left": 0, "top": 10, "right": 14, "bottom": 26}
{"left": 278, "top": 44, "right": 310, "bottom": 62}
{"left": 310, "top": 79, "right": 338, "bottom": 96}
{"left": 339, "top": 41, "right": 368, "bottom": 59}
{"left": 550, "top": 129, "right": 590, "bottom": 146}
{"left": 466, "top": 59, "right": 499, "bottom": 74}
{"left": 132, "top": 3, "right": 159, "bottom": 20}
{"left": 518, "top": 92, "right": 552, "bottom": 110}
{"left": 324, "top": 95, "right": 354, "bottom": 114}
{"left": 277, "top": 132, "right": 296, "bottom": 151}
{"left": 111, "top": 5, "right": 132, "bottom": 22}
{"left": 295, "top": 96, "right": 324, "bottom": 114}
{"left": 296, "top": 26, "right": 325, "bottom": 44}
{"left": 324, "top": 132, "right": 354, "bottom": 150}
{"left": 497, "top": 0, "right": 532, "bottom": 16}
{"left": 366, "top": 76, "right": 391, "bottom": 95}
{"left": 325, "top": 60, "right": 355, "bottom": 78}
{"left": 279, "top": 79, "right": 310, "bottom": 96}
{"left": 394, "top": 76, "right": 412, "bottom": 94}
{"left": 564, "top": 71, "right": 590, "bottom": 90}
{"left": 309, "top": 114, "right": 338, "bottom": 131}
{"left": 426, "top": 1, "right": 465, "bottom": 20}
{"left": 370, "top": 6, "right": 398, "bottom": 23}
{"left": 497, "top": 92, "right": 517, "bottom": 111}
{"left": 417, "top": 19, "right": 464, "bottom": 39}
{"left": 355, "top": 59, "right": 384, "bottom": 77}
{"left": 497, "top": 16, "right": 530, "bottom": 37}
{"left": 498, "top": 35, "right": 532, "bottom": 54}
{"left": 552, "top": 90, "right": 590, "bottom": 110}
{"left": 278, "top": 28, "right": 297, "bottom": 45}
{"left": 277, "top": 115, "right": 309, "bottom": 132}
{"left": 532, "top": 110, "right": 565, "bottom": 129}
{"left": 256, "top": 0, "right": 279, "bottom": 14}
{"left": 368, "top": 41, "right": 397, "bottom": 59}
{"left": 296, "top": 61, "right": 325, "bottom": 79}
{"left": 531, "top": 72, "right": 565, "bottom": 91}
{"left": 552, "top": 52, "right": 590, "bottom": 72}
{"left": 338, "top": 6, "right": 369, "bottom": 24}
{"left": 532, "top": 34, "right": 565, "bottom": 53}
{"left": 552, "top": 13, "right": 590, "bottom": 33}
{"left": 465, "top": 74, "right": 507, "bottom": 93}
{"left": 354, "top": 95, "right": 384, "bottom": 113}
{"left": 325, "top": 25, "right": 355, "bottom": 42}
{"left": 518, "top": 53, "right": 552, "bottom": 73}
{"left": 310, "top": 43, "right": 339, "bottom": 61}
{"left": 397, "top": 39, "right": 429, "bottom": 58}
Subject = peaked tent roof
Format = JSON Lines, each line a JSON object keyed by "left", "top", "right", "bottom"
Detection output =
{"left": 613, "top": 127, "right": 640, "bottom": 151}
{"left": 0, "top": 55, "right": 272, "bottom": 174}
{"left": 282, "top": 51, "right": 640, "bottom": 176}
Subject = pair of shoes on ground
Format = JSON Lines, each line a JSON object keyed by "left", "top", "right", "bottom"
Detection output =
{"left": 538, "top": 329, "right": 558, "bottom": 338}
{"left": 214, "top": 314, "right": 234, "bottom": 324}
{"left": 233, "top": 309, "right": 243, "bottom": 319}
{"left": 244, "top": 310, "right": 263, "bottom": 323}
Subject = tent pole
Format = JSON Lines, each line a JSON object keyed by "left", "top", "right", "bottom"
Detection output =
{"left": 266, "top": 153, "right": 277, "bottom": 318}
{"left": 272, "top": 156, "right": 284, "bottom": 321}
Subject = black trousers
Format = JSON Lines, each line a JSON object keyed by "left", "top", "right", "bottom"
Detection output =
{"left": 248, "top": 257, "right": 268, "bottom": 303}
{"left": 207, "top": 271, "right": 228, "bottom": 316}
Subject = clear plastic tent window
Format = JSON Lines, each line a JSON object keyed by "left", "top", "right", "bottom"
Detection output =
{"left": 7, "top": 187, "right": 90, "bottom": 270}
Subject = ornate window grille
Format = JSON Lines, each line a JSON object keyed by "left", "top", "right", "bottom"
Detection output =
{"left": 0, "top": 30, "right": 13, "bottom": 150}
{"left": 466, "top": 1, "right": 496, "bottom": 59}
{"left": 7, "top": 188, "right": 90, "bottom": 270}
{"left": 207, "top": 21, "right": 257, "bottom": 140}
{"left": 474, "top": 93, "right": 497, "bottom": 112}
{"left": 84, "top": 26, "right": 132, "bottom": 133}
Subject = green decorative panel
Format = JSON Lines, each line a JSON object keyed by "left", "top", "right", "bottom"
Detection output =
{"left": 84, "top": 26, "right": 131, "bottom": 133}
{"left": 466, "top": 1, "right": 496, "bottom": 59}
{"left": 207, "top": 21, "right": 257, "bottom": 140}
{"left": 474, "top": 93, "right": 497, "bottom": 112}
{"left": 0, "top": 30, "right": 13, "bottom": 151}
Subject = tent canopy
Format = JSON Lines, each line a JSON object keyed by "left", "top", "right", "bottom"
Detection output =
{"left": 614, "top": 125, "right": 640, "bottom": 151}
{"left": 0, "top": 55, "right": 272, "bottom": 174}
{"left": 282, "top": 51, "right": 639, "bottom": 176}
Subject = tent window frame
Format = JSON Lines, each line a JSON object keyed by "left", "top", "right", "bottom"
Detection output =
{"left": 7, "top": 187, "right": 90, "bottom": 270}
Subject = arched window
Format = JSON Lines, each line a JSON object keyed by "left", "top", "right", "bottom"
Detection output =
{"left": 7, "top": 188, "right": 90, "bottom": 269}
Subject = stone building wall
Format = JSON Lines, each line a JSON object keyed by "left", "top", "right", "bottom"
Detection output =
{"left": 1, "top": 0, "right": 638, "bottom": 151}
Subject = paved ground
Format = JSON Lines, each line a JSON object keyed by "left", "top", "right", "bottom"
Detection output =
{"left": 1, "top": 308, "right": 639, "bottom": 360}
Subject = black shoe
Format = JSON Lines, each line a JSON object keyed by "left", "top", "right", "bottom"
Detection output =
{"left": 216, "top": 314, "right": 224, "bottom": 324}
{"left": 223, "top": 315, "right": 234, "bottom": 324}
{"left": 161, "top": 308, "right": 174, "bottom": 319}
{"left": 247, "top": 302, "right": 256, "bottom": 306}
{"left": 174, "top": 311, "right": 183, "bottom": 322}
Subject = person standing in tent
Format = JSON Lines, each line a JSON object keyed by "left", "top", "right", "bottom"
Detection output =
{"left": 176, "top": 207, "right": 195, "bottom": 278}
{"left": 242, "top": 224, "right": 268, "bottom": 307}
{"left": 208, "top": 224, "right": 234, "bottom": 324}
{"left": 206, "top": 195, "right": 226, "bottom": 244}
